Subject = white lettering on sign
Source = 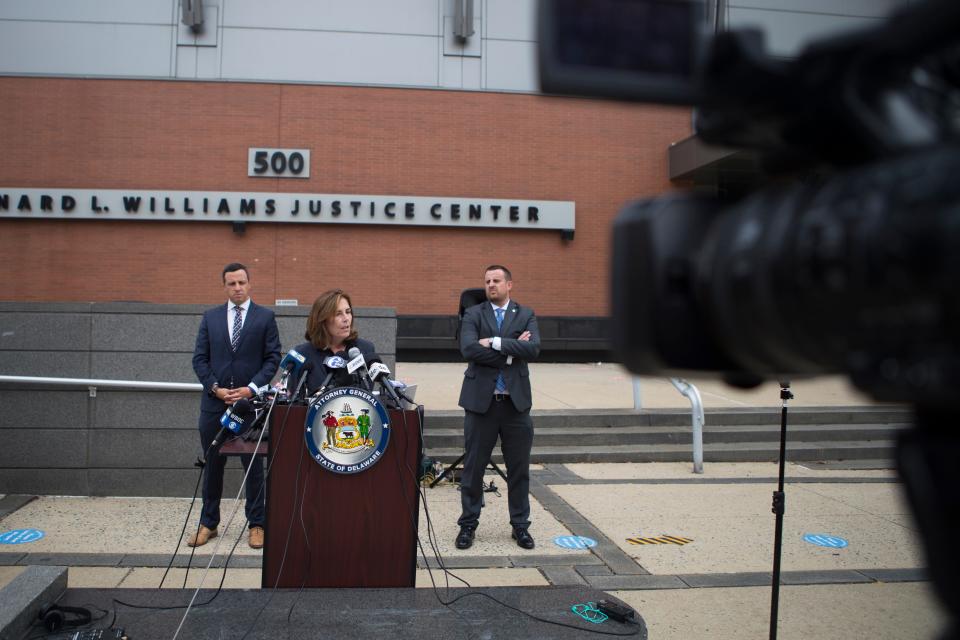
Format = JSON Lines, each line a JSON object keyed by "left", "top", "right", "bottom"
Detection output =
{"left": 0, "top": 188, "right": 575, "bottom": 232}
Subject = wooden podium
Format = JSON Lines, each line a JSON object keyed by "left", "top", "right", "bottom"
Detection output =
{"left": 261, "top": 403, "right": 422, "bottom": 588}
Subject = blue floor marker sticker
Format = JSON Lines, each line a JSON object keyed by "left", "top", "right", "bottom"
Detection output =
{"left": 0, "top": 529, "right": 45, "bottom": 545}
{"left": 803, "top": 533, "right": 848, "bottom": 548}
{"left": 554, "top": 535, "right": 597, "bottom": 549}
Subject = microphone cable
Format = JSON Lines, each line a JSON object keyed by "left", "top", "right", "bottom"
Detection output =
{"left": 181, "top": 389, "right": 311, "bottom": 640}
{"left": 244, "top": 393, "right": 424, "bottom": 637}
{"left": 384, "top": 403, "right": 488, "bottom": 635}
{"left": 156, "top": 395, "right": 267, "bottom": 589}
{"left": 183, "top": 392, "right": 278, "bottom": 584}
{"left": 395, "top": 405, "right": 470, "bottom": 585}
{"left": 106, "top": 398, "right": 282, "bottom": 632}
{"left": 232, "top": 370, "right": 332, "bottom": 639}
{"left": 396, "top": 405, "right": 642, "bottom": 637}
{"left": 158, "top": 461, "right": 206, "bottom": 589}
{"left": 169, "top": 390, "right": 280, "bottom": 640}
{"left": 236, "top": 393, "right": 321, "bottom": 640}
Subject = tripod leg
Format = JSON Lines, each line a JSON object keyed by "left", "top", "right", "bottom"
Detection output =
{"left": 488, "top": 461, "right": 508, "bottom": 482}
{"left": 430, "top": 454, "right": 465, "bottom": 488}
{"left": 770, "top": 382, "right": 792, "bottom": 640}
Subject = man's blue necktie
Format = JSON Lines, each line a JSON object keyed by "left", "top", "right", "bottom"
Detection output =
{"left": 231, "top": 306, "right": 243, "bottom": 351}
{"left": 495, "top": 308, "right": 506, "bottom": 393}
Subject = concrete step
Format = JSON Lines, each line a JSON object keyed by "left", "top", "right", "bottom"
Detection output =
{"left": 419, "top": 406, "right": 908, "bottom": 466}
{"left": 421, "top": 423, "right": 907, "bottom": 449}
{"left": 422, "top": 405, "right": 912, "bottom": 429}
{"left": 426, "top": 440, "right": 898, "bottom": 465}
{"left": 798, "top": 459, "right": 897, "bottom": 471}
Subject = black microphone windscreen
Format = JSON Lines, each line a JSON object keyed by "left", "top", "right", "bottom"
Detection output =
{"left": 335, "top": 367, "right": 354, "bottom": 386}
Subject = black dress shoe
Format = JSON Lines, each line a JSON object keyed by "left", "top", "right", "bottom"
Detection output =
{"left": 455, "top": 526, "right": 475, "bottom": 549}
{"left": 512, "top": 527, "right": 535, "bottom": 549}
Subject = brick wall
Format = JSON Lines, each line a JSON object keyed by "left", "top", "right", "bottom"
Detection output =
{"left": 0, "top": 77, "right": 692, "bottom": 316}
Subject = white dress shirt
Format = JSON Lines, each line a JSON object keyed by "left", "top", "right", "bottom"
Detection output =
{"left": 489, "top": 300, "right": 513, "bottom": 365}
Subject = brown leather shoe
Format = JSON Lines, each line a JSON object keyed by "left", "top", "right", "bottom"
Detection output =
{"left": 248, "top": 526, "right": 264, "bottom": 549}
{"left": 186, "top": 525, "right": 217, "bottom": 548}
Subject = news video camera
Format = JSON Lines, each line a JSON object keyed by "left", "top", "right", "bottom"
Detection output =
{"left": 539, "top": 0, "right": 960, "bottom": 632}
{"left": 541, "top": 0, "right": 960, "bottom": 404}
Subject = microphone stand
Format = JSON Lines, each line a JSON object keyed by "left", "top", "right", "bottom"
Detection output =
{"left": 255, "top": 369, "right": 311, "bottom": 441}
{"left": 308, "top": 368, "right": 340, "bottom": 407}
{"left": 289, "top": 366, "right": 312, "bottom": 405}
{"left": 239, "top": 395, "right": 270, "bottom": 443}
{"left": 769, "top": 380, "right": 793, "bottom": 640}
{"left": 371, "top": 373, "right": 403, "bottom": 408}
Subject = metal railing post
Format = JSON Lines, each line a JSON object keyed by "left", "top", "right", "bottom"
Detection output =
{"left": 669, "top": 377, "right": 704, "bottom": 474}
{"left": 632, "top": 377, "right": 643, "bottom": 410}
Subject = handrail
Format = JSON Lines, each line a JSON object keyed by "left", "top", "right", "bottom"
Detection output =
{"left": 0, "top": 375, "right": 202, "bottom": 393}
{"left": 669, "top": 377, "right": 705, "bottom": 474}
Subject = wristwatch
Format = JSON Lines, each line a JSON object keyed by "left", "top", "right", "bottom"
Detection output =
{"left": 210, "top": 383, "right": 220, "bottom": 397}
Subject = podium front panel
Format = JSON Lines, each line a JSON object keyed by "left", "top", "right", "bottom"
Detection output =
{"left": 262, "top": 405, "right": 422, "bottom": 588}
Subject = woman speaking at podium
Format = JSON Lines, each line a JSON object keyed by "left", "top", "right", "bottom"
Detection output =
{"left": 294, "top": 288, "right": 382, "bottom": 395}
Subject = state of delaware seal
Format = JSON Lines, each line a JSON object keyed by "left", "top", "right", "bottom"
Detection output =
{"left": 305, "top": 386, "right": 390, "bottom": 474}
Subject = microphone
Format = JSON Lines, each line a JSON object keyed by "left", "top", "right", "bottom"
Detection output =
{"left": 367, "top": 360, "right": 404, "bottom": 407}
{"left": 209, "top": 398, "right": 255, "bottom": 453}
{"left": 279, "top": 348, "right": 307, "bottom": 375}
{"left": 272, "top": 349, "right": 307, "bottom": 398}
{"left": 288, "top": 360, "right": 316, "bottom": 403}
{"left": 311, "top": 354, "right": 348, "bottom": 398}
{"left": 347, "top": 347, "right": 372, "bottom": 390}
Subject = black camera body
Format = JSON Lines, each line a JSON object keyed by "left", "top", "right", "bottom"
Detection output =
{"left": 612, "top": 147, "right": 960, "bottom": 406}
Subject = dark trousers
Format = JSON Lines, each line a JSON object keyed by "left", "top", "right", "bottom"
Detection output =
{"left": 457, "top": 399, "right": 534, "bottom": 529}
{"left": 198, "top": 410, "right": 265, "bottom": 530}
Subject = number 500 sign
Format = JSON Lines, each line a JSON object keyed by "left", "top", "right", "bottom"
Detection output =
{"left": 248, "top": 148, "right": 310, "bottom": 179}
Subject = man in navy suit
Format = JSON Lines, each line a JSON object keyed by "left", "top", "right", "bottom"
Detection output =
{"left": 189, "top": 263, "right": 281, "bottom": 549}
{"left": 455, "top": 265, "right": 540, "bottom": 550}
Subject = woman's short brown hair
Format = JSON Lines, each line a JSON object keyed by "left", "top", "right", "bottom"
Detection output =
{"left": 304, "top": 289, "right": 358, "bottom": 349}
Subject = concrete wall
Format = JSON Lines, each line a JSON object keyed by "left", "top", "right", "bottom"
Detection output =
{"left": 0, "top": 302, "right": 396, "bottom": 497}
{"left": 0, "top": 0, "right": 909, "bottom": 91}
{"left": 0, "top": 0, "right": 540, "bottom": 92}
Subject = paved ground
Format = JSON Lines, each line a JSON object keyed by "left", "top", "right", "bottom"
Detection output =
{"left": 0, "top": 364, "right": 947, "bottom": 639}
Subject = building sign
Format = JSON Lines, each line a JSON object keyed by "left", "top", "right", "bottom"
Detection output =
{"left": 0, "top": 188, "right": 575, "bottom": 232}
{"left": 248, "top": 148, "right": 310, "bottom": 178}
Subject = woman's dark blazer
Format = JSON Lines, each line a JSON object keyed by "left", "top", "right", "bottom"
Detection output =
{"left": 294, "top": 337, "right": 380, "bottom": 395}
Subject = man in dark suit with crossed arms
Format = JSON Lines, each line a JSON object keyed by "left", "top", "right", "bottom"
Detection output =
{"left": 456, "top": 265, "right": 540, "bottom": 550}
{"left": 189, "top": 262, "right": 280, "bottom": 549}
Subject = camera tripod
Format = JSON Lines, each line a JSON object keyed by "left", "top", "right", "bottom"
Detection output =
{"left": 429, "top": 453, "right": 507, "bottom": 487}
{"left": 769, "top": 380, "right": 793, "bottom": 640}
